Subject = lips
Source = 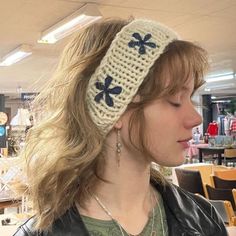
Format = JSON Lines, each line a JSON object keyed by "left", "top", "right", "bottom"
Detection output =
{"left": 178, "top": 137, "right": 192, "bottom": 149}
{"left": 178, "top": 141, "right": 190, "bottom": 149}
{"left": 178, "top": 137, "right": 192, "bottom": 142}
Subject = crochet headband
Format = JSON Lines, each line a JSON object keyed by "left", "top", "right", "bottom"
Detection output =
{"left": 86, "top": 19, "right": 179, "bottom": 135}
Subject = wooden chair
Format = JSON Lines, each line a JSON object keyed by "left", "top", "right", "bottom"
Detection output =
{"left": 195, "top": 193, "right": 236, "bottom": 226}
{"left": 177, "top": 163, "right": 213, "bottom": 186}
{"left": 224, "top": 149, "right": 236, "bottom": 167}
{"left": 208, "top": 199, "right": 236, "bottom": 226}
{"left": 214, "top": 169, "right": 236, "bottom": 180}
{"left": 210, "top": 175, "right": 236, "bottom": 189}
{"left": 205, "top": 184, "right": 236, "bottom": 211}
{"left": 175, "top": 168, "right": 205, "bottom": 197}
{"left": 178, "top": 164, "right": 228, "bottom": 186}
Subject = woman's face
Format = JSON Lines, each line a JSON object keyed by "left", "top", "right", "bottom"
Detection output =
{"left": 142, "top": 77, "right": 202, "bottom": 166}
{"left": 119, "top": 76, "right": 202, "bottom": 167}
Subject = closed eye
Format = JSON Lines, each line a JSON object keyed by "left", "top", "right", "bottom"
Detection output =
{"left": 168, "top": 101, "right": 181, "bottom": 107}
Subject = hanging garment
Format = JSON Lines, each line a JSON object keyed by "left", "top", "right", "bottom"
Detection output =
{"left": 207, "top": 122, "right": 219, "bottom": 136}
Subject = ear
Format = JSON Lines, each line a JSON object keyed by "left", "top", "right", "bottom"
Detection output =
{"left": 132, "top": 94, "right": 141, "bottom": 103}
{"left": 114, "top": 119, "right": 123, "bottom": 129}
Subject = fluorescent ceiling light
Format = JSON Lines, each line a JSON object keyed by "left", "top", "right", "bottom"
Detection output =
{"left": 204, "top": 82, "right": 235, "bottom": 91}
{"left": 0, "top": 44, "right": 32, "bottom": 66}
{"left": 38, "top": 4, "right": 102, "bottom": 44}
{"left": 212, "top": 100, "right": 231, "bottom": 103}
{"left": 205, "top": 72, "right": 235, "bottom": 83}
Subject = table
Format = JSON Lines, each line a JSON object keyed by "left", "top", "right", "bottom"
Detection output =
{"left": 187, "top": 143, "right": 209, "bottom": 160}
{"left": 0, "top": 213, "right": 30, "bottom": 236}
{"left": 227, "top": 226, "right": 236, "bottom": 236}
{"left": 198, "top": 147, "right": 225, "bottom": 165}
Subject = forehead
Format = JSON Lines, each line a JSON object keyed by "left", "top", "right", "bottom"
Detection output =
{"left": 182, "top": 77, "right": 195, "bottom": 91}
{"left": 162, "top": 72, "right": 195, "bottom": 94}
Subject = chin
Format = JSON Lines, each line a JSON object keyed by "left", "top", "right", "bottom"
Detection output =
{"left": 159, "top": 154, "right": 185, "bottom": 167}
{"left": 166, "top": 159, "right": 185, "bottom": 167}
{"left": 172, "top": 155, "right": 186, "bottom": 167}
{"left": 151, "top": 149, "right": 186, "bottom": 167}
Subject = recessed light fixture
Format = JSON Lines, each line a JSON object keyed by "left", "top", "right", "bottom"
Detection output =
{"left": 38, "top": 4, "right": 102, "bottom": 44}
{"left": 205, "top": 72, "right": 235, "bottom": 83}
{"left": 204, "top": 88, "right": 211, "bottom": 92}
{"left": 0, "top": 44, "right": 32, "bottom": 66}
{"left": 204, "top": 82, "right": 235, "bottom": 91}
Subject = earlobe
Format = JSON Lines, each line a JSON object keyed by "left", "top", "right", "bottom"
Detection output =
{"left": 114, "top": 120, "right": 122, "bottom": 129}
{"left": 132, "top": 95, "right": 141, "bottom": 103}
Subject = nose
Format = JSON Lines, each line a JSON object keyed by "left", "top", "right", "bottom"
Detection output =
{"left": 184, "top": 105, "right": 202, "bottom": 129}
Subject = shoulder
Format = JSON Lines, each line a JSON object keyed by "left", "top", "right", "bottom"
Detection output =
{"left": 161, "top": 181, "right": 223, "bottom": 221}
{"left": 12, "top": 206, "right": 89, "bottom": 236}
{"left": 163, "top": 182, "right": 216, "bottom": 213}
{"left": 154, "top": 180, "right": 227, "bottom": 236}
{"left": 12, "top": 217, "right": 39, "bottom": 236}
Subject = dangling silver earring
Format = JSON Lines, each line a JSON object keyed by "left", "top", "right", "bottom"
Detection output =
{"left": 116, "top": 129, "right": 122, "bottom": 167}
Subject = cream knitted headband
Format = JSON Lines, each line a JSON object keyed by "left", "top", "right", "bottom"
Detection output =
{"left": 86, "top": 19, "right": 179, "bottom": 135}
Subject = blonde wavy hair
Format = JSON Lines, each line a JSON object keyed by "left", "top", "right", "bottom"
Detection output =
{"left": 17, "top": 18, "right": 208, "bottom": 230}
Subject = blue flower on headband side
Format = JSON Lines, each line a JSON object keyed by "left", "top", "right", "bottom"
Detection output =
{"left": 128, "top": 33, "right": 158, "bottom": 54}
{"left": 94, "top": 75, "right": 122, "bottom": 107}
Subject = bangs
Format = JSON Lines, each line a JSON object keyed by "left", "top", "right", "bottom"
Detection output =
{"left": 137, "top": 40, "right": 208, "bottom": 103}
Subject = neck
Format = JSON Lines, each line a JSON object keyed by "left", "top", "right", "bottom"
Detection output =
{"left": 77, "top": 133, "right": 158, "bottom": 235}
{"left": 92, "top": 141, "right": 153, "bottom": 213}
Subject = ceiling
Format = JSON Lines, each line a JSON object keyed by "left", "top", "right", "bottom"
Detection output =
{"left": 0, "top": 0, "right": 236, "bottom": 99}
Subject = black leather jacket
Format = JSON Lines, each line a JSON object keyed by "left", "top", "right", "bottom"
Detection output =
{"left": 13, "top": 182, "right": 228, "bottom": 236}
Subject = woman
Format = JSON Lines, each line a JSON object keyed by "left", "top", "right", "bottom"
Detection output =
{"left": 14, "top": 18, "right": 227, "bottom": 236}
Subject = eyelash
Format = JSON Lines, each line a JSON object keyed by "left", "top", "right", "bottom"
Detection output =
{"left": 168, "top": 101, "right": 181, "bottom": 107}
{"left": 169, "top": 99, "right": 199, "bottom": 108}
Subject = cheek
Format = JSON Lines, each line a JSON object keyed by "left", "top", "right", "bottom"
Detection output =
{"left": 146, "top": 119, "right": 179, "bottom": 153}
{"left": 145, "top": 113, "right": 173, "bottom": 141}
{"left": 144, "top": 119, "right": 170, "bottom": 157}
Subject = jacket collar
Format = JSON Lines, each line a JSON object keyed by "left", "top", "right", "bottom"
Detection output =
{"left": 154, "top": 180, "right": 227, "bottom": 236}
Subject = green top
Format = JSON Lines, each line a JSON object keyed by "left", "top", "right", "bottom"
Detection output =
{"left": 81, "top": 192, "right": 168, "bottom": 236}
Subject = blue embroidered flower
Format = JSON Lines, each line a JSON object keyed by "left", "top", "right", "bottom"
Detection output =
{"left": 94, "top": 75, "right": 122, "bottom": 107}
{"left": 128, "top": 33, "right": 157, "bottom": 54}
